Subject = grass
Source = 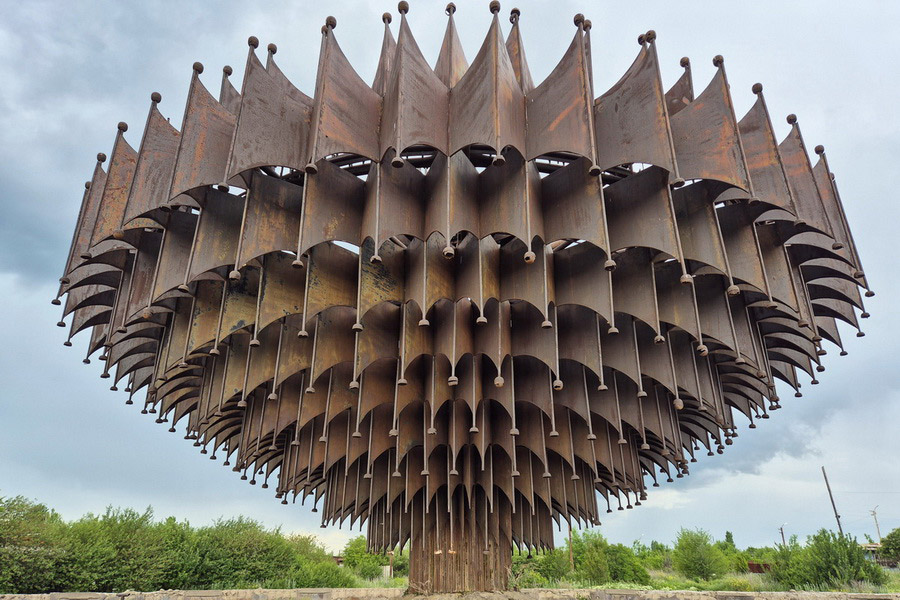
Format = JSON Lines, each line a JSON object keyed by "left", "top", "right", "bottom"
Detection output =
{"left": 507, "top": 569, "right": 900, "bottom": 593}
{"left": 253, "top": 567, "right": 900, "bottom": 593}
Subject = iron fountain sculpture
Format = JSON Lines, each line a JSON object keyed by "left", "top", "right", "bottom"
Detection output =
{"left": 53, "top": 1, "right": 872, "bottom": 592}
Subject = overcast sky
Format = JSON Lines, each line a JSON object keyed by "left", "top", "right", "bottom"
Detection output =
{"left": 1, "top": 1, "right": 898, "bottom": 554}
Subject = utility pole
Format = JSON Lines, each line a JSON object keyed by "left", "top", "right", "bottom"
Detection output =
{"left": 870, "top": 506, "right": 882, "bottom": 542}
{"left": 821, "top": 466, "right": 843, "bottom": 535}
{"left": 779, "top": 523, "right": 787, "bottom": 546}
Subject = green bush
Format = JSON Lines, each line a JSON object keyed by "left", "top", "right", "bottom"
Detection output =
{"left": 772, "top": 529, "right": 886, "bottom": 589}
{"left": 537, "top": 548, "right": 572, "bottom": 581}
{"left": 632, "top": 540, "right": 672, "bottom": 571}
{"left": 290, "top": 558, "right": 357, "bottom": 587}
{"left": 0, "top": 495, "right": 355, "bottom": 593}
{"left": 0, "top": 495, "right": 69, "bottom": 593}
{"left": 340, "top": 536, "right": 388, "bottom": 580}
{"left": 391, "top": 551, "right": 409, "bottom": 577}
{"left": 578, "top": 539, "right": 609, "bottom": 585}
{"left": 61, "top": 507, "right": 171, "bottom": 592}
{"left": 715, "top": 531, "right": 749, "bottom": 573}
{"left": 672, "top": 528, "right": 728, "bottom": 581}
{"left": 355, "top": 556, "right": 384, "bottom": 580}
{"left": 606, "top": 543, "right": 650, "bottom": 584}
{"left": 511, "top": 553, "right": 549, "bottom": 588}
{"left": 881, "top": 528, "right": 900, "bottom": 562}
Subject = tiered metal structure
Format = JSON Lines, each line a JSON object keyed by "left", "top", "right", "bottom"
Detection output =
{"left": 53, "top": 2, "right": 871, "bottom": 592}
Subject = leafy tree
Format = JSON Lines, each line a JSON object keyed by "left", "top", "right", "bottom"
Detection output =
{"left": 341, "top": 535, "right": 387, "bottom": 580}
{"left": 0, "top": 495, "right": 69, "bottom": 593}
{"left": 391, "top": 550, "right": 409, "bottom": 577}
{"left": 537, "top": 548, "right": 571, "bottom": 581}
{"left": 672, "top": 528, "right": 728, "bottom": 581}
{"left": 190, "top": 517, "right": 295, "bottom": 587}
{"left": 772, "top": 529, "right": 886, "bottom": 588}
{"left": 632, "top": 539, "right": 672, "bottom": 570}
{"left": 0, "top": 496, "right": 355, "bottom": 593}
{"left": 341, "top": 536, "right": 369, "bottom": 569}
{"left": 606, "top": 543, "right": 650, "bottom": 584}
{"left": 799, "top": 530, "right": 885, "bottom": 587}
{"left": 715, "top": 531, "right": 748, "bottom": 573}
{"left": 355, "top": 557, "right": 384, "bottom": 580}
{"left": 61, "top": 506, "right": 169, "bottom": 592}
{"left": 510, "top": 553, "right": 548, "bottom": 588}
{"left": 881, "top": 527, "right": 900, "bottom": 562}
{"left": 724, "top": 531, "right": 736, "bottom": 549}
{"left": 578, "top": 540, "right": 609, "bottom": 585}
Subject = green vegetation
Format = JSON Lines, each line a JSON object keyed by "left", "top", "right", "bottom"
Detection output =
{"left": 672, "top": 528, "right": 728, "bottom": 580}
{"left": 0, "top": 495, "right": 379, "bottom": 593}
{"left": 881, "top": 527, "right": 900, "bottom": 562}
{"left": 509, "top": 526, "right": 893, "bottom": 592}
{"left": 1, "top": 495, "right": 896, "bottom": 593}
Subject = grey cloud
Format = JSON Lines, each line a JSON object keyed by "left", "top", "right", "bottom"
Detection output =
{"left": 1, "top": 0, "right": 898, "bottom": 549}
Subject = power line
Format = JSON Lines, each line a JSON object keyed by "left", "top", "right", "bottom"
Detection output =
{"left": 834, "top": 491, "right": 900, "bottom": 494}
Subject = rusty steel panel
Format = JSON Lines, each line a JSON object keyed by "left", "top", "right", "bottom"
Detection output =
{"left": 54, "top": 3, "right": 870, "bottom": 594}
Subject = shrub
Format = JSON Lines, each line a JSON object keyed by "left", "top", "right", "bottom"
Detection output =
{"left": 772, "top": 529, "right": 886, "bottom": 589}
{"left": 578, "top": 540, "right": 609, "bottom": 585}
{"left": 537, "top": 548, "right": 571, "bottom": 581}
{"left": 632, "top": 539, "right": 672, "bottom": 570}
{"left": 291, "top": 558, "right": 358, "bottom": 587}
{"left": 61, "top": 506, "right": 173, "bottom": 592}
{"left": 511, "top": 553, "right": 549, "bottom": 588}
{"left": 672, "top": 528, "right": 728, "bottom": 581}
{"left": 706, "top": 576, "right": 754, "bottom": 591}
{"left": 606, "top": 543, "right": 650, "bottom": 584}
{"left": 881, "top": 528, "right": 900, "bottom": 562}
{"left": 0, "top": 496, "right": 69, "bottom": 593}
{"left": 391, "top": 551, "right": 409, "bottom": 577}
{"left": 341, "top": 535, "right": 388, "bottom": 580}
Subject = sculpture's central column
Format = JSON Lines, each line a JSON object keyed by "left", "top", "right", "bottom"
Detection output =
{"left": 406, "top": 485, "right": 512, "bottom": 593}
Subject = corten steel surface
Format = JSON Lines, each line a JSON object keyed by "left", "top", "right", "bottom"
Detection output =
{"left": 53, "top": 1, "right": 872, "bottom": 593}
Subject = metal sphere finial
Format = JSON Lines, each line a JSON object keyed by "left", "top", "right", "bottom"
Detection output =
{"left": 489, "top": 1, "right": 501, "bottom": 15}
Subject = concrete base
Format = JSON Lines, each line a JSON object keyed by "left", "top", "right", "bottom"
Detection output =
{"left": 1, "top": 589, "right": 898, "bottom": 600}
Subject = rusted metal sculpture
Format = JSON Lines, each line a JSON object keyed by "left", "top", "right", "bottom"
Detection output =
{"left": 53, "top": 2, "right": 871, "bottom": 592}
